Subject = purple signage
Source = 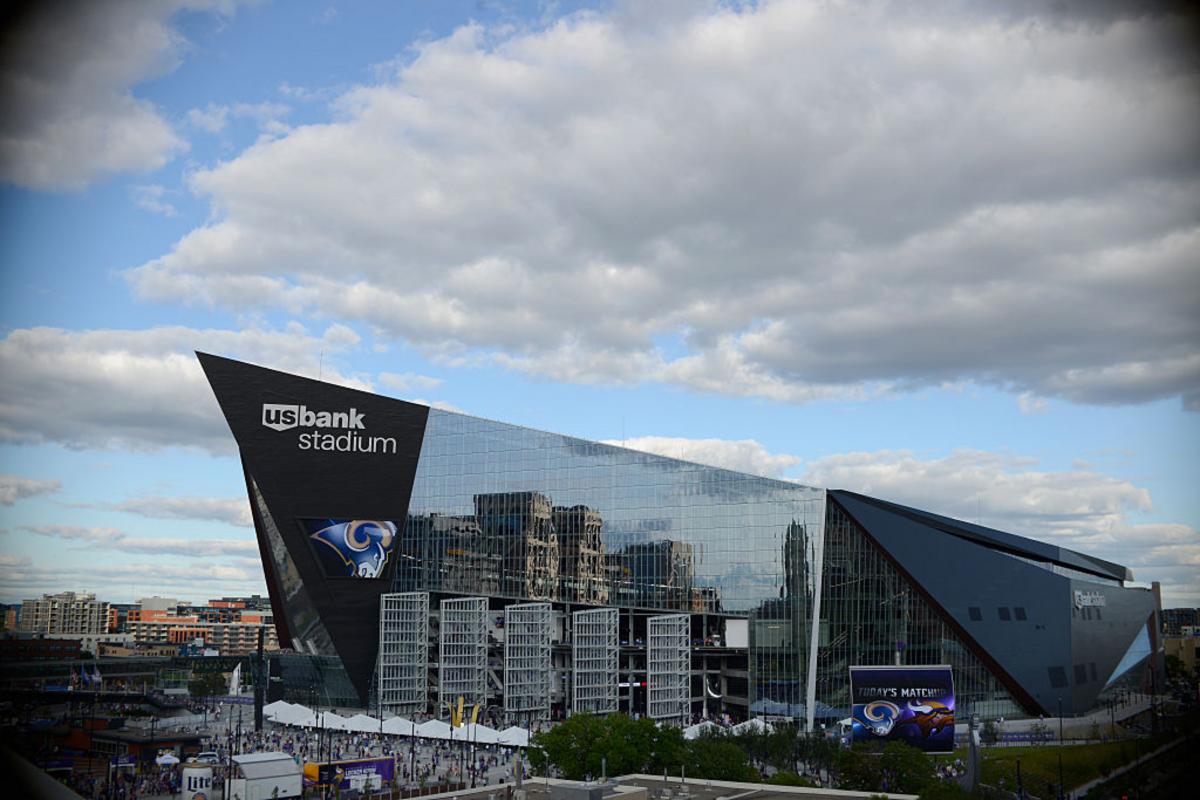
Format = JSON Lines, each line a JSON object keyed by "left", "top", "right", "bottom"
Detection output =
{"left": 848, "top": 665, "right": 956, "bottom": 754}
{"left": 315, "top": 757, "right": 395, "bottom": 790}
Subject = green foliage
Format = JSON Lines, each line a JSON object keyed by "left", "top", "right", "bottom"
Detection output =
{"left": 764, "top": 771, "right": 816, "bottom": 787}
{"left": 684, "top": 734, "right": 756, "bottom": 781}
{"left": 531, "top": 714, "right": 703, "bottom": 781}
{"left": 980, "top": 739, "right": 1158, "bottom": 792}
{"left": 188, "top": 670, "right": 226, "bottom": 697}
{"left": 532, "top": 715, "right": 754, "bottom": 782}
{"left": 880, "top": 740, "right": 936, "bottom": 793}
{"left": 834, "top": 745, "right": 878, "bottom": 791}
{"left": 834, "top": 741, "right": 935, "bottom": 794}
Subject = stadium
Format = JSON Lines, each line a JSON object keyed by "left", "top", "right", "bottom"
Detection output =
{"left": 200, "top": 353, "right": 1162, "bottom": 729}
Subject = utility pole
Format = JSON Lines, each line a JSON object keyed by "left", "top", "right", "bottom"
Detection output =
{"left": 1057, "top": 697, "right": 1065, "bottom": 800}
{"left": 254, "top": 629, "right": 265, "bottom": 732}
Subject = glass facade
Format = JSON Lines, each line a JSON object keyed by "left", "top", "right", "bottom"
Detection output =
{"left": 815, "top": 501, "right": 1022, "bottom": 721}
{"left": 393, "top": 409, "right": 826, "bottom": 718}
{"left": 202, "top": 354, "right": 1157, "bottom": 723}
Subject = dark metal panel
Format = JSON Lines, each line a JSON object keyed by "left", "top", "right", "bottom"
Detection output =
{"left": 1066, "top": 580, "right": 1157, "bottom": 711}
{"left": 832, "top": 490, "right": 1157, "bottom": 716}
{"left": 833, "top": 490, "right": 1132, "bottom": 582}
{"left": 198, "top": 352, "right": 430, "bottom": 704}
{"left": 832, "top": 491, "right": 1068, "bottom": 716}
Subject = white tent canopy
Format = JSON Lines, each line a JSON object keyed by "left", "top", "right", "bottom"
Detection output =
{"left": 463, "top": 723, "right": 501, "bottom": 744}
{"left": 382, "top": 717, "right": 416, "bottom": 735}
{"left": 731, "top": 718, "right": 774, "bottom": 735}
{"left": 346, "top": 714, "right": 382, "bottom": 733}
{"left": 262, "top": 707, "right": 531, "bottom": 747}
{"left": 683, "top": 720, "right": 722, "bottom": 740}
{"left": 318, "top": 712, "right": 352, "bottom": 731}
{"left": 416, "top": 719, "right": 454, "bottom": 740}
{"left": 262, "top": 700, "right": 293, "bottom": 717}
{"left": 270, "top": 703, "right": 316, "bottom": 726}
{"left": 497, "top": 726, "right": 530, "bottom": 747}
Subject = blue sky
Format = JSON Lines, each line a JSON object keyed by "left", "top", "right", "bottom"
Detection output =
{"left": 1, "top": 0, "right": 1197, "bottom": 607}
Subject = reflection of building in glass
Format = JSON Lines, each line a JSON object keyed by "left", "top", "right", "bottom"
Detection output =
{"left": 618, "top": 540, "right": 695, "bottom": 611}
{"left": 403, "top": 514, "right": 499, "bottom": 595}
{"left": 475, "top": 492, "right": 559, "bottom": 600}
{"left": 553, "top": 505, "right": 609, "bottom": 604}
{"left": 201, "top": 353, "right": 1165, "bottom": 727}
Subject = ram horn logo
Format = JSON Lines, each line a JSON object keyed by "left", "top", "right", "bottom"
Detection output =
{"left": 859, "top": 700, "right": 901, "bottom": 737}
{"left": 310, "top": 520, "right": 398, "bottom": 578}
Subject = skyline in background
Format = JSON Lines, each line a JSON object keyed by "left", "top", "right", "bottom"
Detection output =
{"left": 1, "top": 1, "right": 1196, "bottom": 607}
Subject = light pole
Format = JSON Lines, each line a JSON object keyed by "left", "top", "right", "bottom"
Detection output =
{"left": 410, "top": 718, "right": 417, "bottom": 788}
{"left": 1056, "top": 697, "right": 1065, "bottom": 800}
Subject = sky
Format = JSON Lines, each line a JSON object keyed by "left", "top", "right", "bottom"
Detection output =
{"left": 0, "top": 0, "right": 1197, "bottom": 609}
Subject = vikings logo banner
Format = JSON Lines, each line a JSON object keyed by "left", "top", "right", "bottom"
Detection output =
{"left": 849, "top": 665, "right": 955, "bottom": 753}
{"left": 304, "top": 519, "right": 399, "bottom": 579}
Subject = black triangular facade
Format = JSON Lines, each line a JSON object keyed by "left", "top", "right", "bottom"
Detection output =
{"left": 199, "top": 352, "right": 430, "bottom": 704}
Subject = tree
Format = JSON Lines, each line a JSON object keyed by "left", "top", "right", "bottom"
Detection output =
{"left": 765, "top": 772, "right": 816, "bottom": 787}
{"left": 684, "top": 733, "right": 755, "bottom": 782}
{"left": 980, "top": 720, "right": 997, "bottom": 746}
{"left": 763, "top": 725, "right": 799, "bottom": 773}
{"left": 834, "top": 745, "right": 879, "bottom": 791}
{"left": 531, "top": 713, "right": 690, "bottom": 780}
{"left": 188, "top": 670, "right": 226, "bottom": 697}
{"left": 878, "top": 741, "right": 935, "bottom": 794}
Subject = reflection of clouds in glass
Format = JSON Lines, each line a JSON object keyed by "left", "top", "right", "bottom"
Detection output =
{"left": 400, "top": 408, "right": 824, "bottom": 615}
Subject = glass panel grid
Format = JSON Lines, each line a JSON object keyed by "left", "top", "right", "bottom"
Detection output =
{"left": 647, "top": 614, "right": 690, "bottom": 723}
{"left": 438, "top": 597, "right": 488, "bottom": 712}
{"left": 504, "top": 602, "right": 552, "bottom": 720}
{"left": 379, "top": 592, "right": 429, "bottom": 715}
{"left": 572, "top": 608, "right": 618, "bottom": 715}
{"left": 815, "top": 502, "right": 1021, "bottom": 721}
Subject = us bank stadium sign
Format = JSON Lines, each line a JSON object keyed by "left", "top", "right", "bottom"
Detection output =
{"left": 261, "top": 403, "right": 398, "bottom": 454}
{"left": 1074, "top": 590, "right": 1106, "bottom": 609}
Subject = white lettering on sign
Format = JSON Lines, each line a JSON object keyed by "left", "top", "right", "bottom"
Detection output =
{"left": 261, "top": 403, "right": 395, "bottom": 454}
{"left": 1073, "top": 590, "right": 1106, "bottom": 609}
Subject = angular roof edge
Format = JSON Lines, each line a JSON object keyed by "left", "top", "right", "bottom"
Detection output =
{"left": 828, "top": 489, "right": 1133, "bottom": 583}
{"left": 196, "top": 351, "right": 820, "bottom": 492}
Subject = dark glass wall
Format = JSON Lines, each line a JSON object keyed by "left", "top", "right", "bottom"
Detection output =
{"left": 815, "top": 501, "right": 1022, "bottom": 721}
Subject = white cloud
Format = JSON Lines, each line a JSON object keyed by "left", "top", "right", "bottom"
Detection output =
{"left": 603, "top": 436, "right": 802, "bottom": 479}
{"left": 378, "top": 371, "right": 444, "bottom": 393}
{"left": 187, "top": 100, "right": 291, "bottom": 137}
{"left": 591, "top": 434, "right": 1199, "bottom": 604}
{"left": 122, "top": 2, "right": 1199, "bottom": 409}
{"left": 0, "top": 323, "right": 366, "bottom": 453}
{"left": 411, "top": 399, "right": 467, "bottom": 414}
{"left": 0, "top": 559, "right": 265, "bottom": 604}
{"left": 19, "top": 525, "right": 126, "bottom": 544}
{"left": 131, "top": 184, "right": 178, "bottom": 217}
{"left": 109, "top": 495, "right": 252, "bottom": 528}
{"left": 0, "top": 474, "right": 61, "bottom": 506}
{"left": 801, "top": 448, "right": 1200, "bottom": 606}
{"left": 1017, "top": 392, "right": 1048, "bottom": 415}
{"left": 0, "top": 1, "right": 245, "bottom": 190}
{"left": 17, "top": 524, "right": 258, "bottom": 558}
{"left": 187, "top": 103, "right": 230, "bottom": 133}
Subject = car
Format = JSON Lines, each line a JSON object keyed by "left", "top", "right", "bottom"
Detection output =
{"left": 193, "top": 751, "right": 220, "bottom": 765}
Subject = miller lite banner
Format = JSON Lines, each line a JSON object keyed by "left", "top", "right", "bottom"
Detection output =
{"left": 848, "top": 665, "right": 955, "bottom": 753}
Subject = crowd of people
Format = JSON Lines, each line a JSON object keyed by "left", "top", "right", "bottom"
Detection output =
{"left": 218, "top": 718, "right": 531, "bottom": 789}
{"left": 64, "top": 764, "right": 179, "bottom": 800}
